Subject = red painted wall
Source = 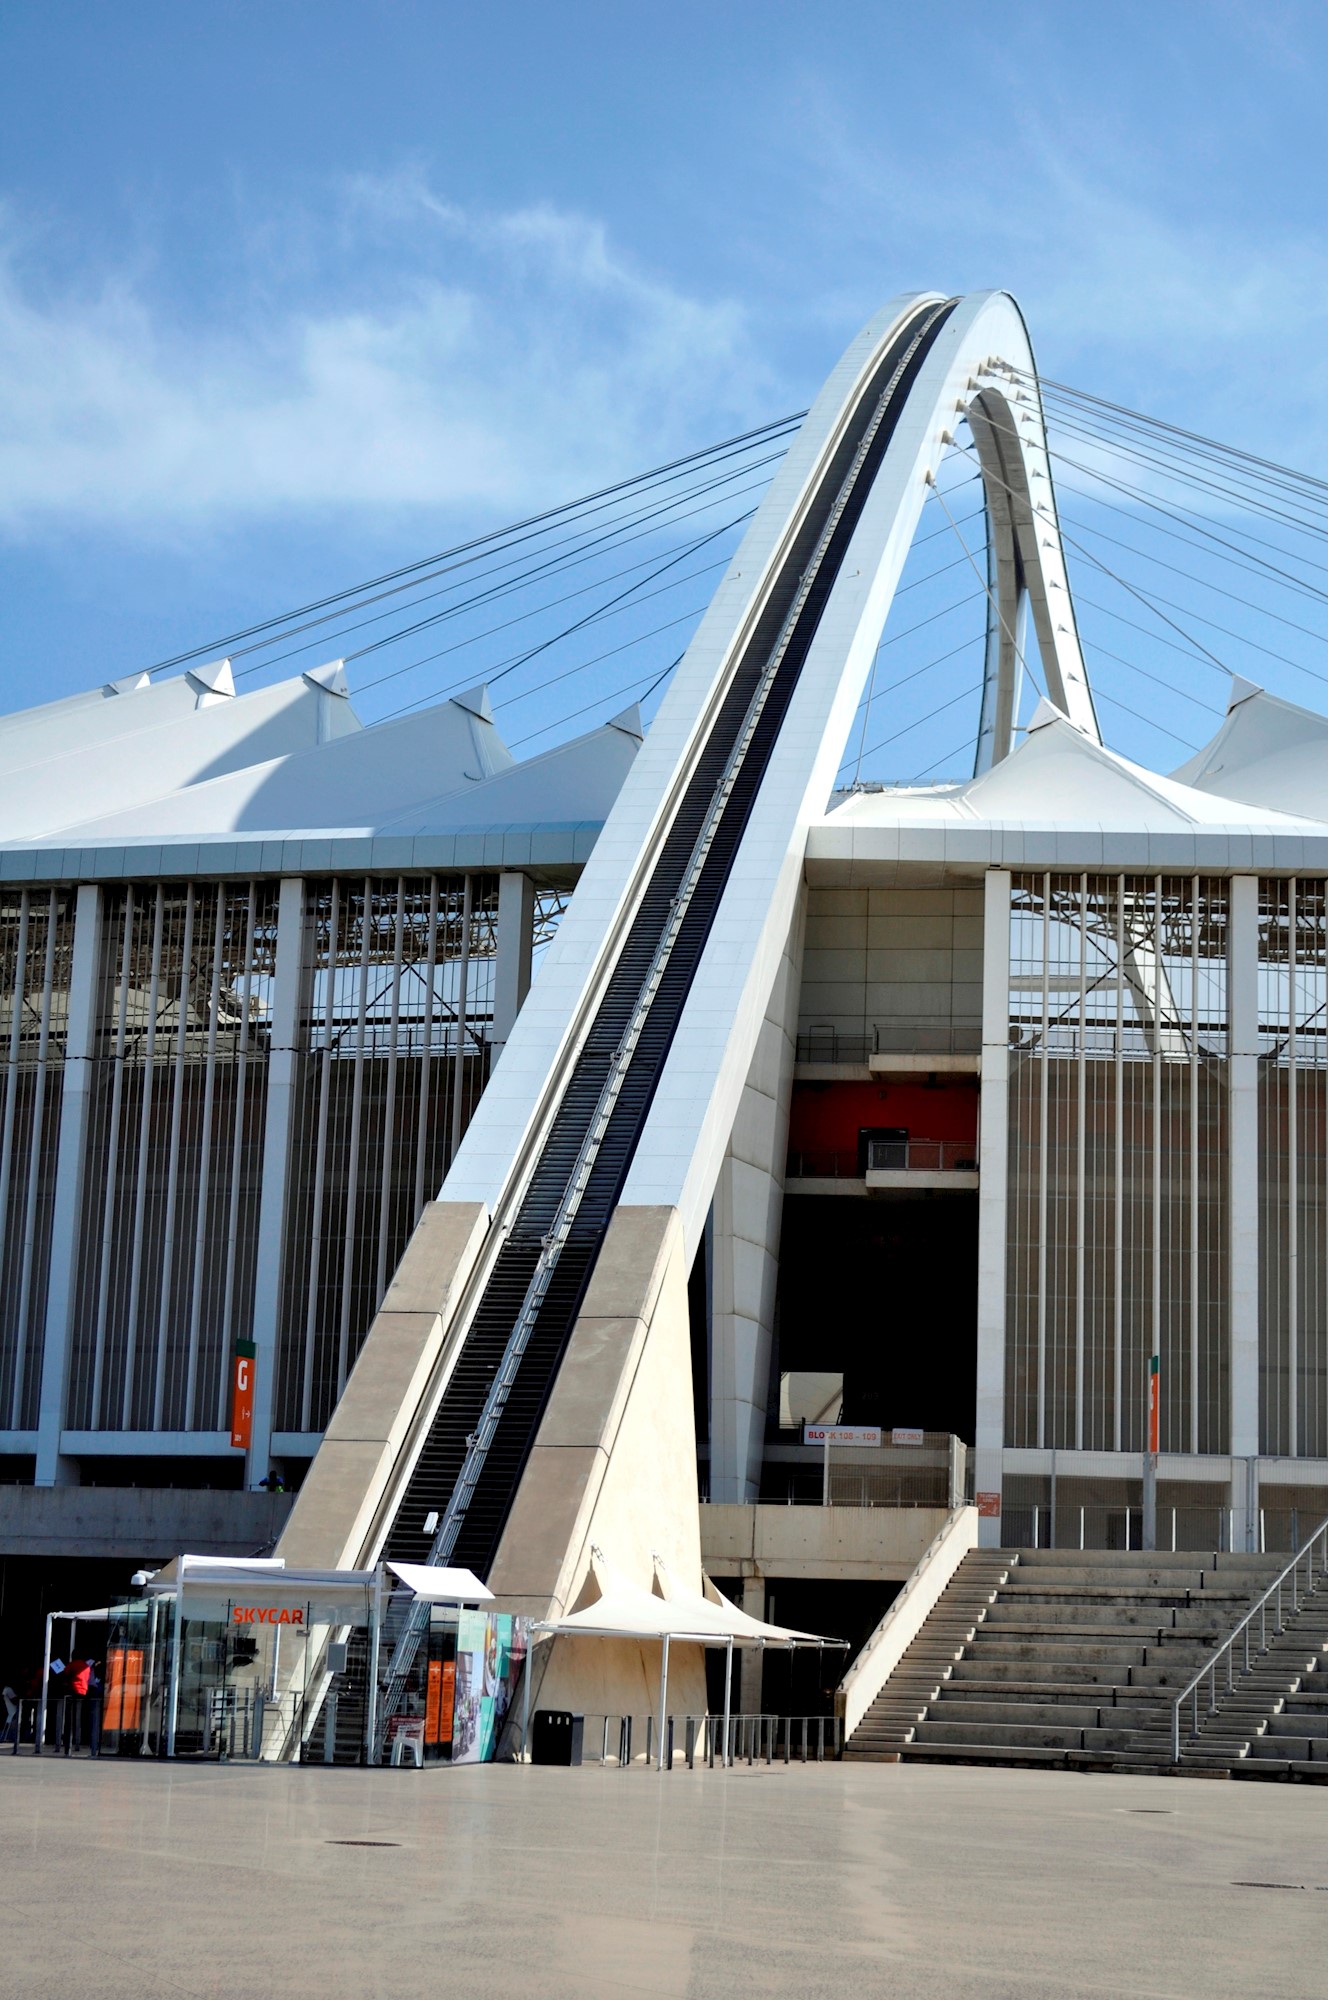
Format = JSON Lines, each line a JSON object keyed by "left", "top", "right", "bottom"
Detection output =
{"left": 788, "top": 1078, "right": 978, "bottom": 1153}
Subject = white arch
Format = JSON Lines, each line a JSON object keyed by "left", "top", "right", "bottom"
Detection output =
{"left": 620, "top": 292, "right": 1097, "bottom": 1223}
{"left": 386, "top": 290, "right": 1107, "bottom": 1515}
{"left": 613, "top": 291, "right": 1103, "bottom": 1495}
{"left": 967, "top": 367, "right": 1101, "bottom": 767}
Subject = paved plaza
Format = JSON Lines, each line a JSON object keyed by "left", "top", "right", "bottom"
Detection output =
{"left": 0, "top": 1759, "right": 1323, "bottom": 1998}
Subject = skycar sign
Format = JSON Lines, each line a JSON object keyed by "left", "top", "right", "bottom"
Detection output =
{"left": 231, "top": 1606, "right": 304, "bottom": 1625}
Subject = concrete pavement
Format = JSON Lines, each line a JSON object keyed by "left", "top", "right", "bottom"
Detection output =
{"left": 0, "top": 1758, "right": 1323, "bottom": 1998}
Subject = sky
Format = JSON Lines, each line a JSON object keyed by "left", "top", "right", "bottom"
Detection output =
{"left": 3, "top": 0, "right": 1327, "bottom": 781}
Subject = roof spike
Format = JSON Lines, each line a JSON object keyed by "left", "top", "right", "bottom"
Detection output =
{"left": 606, "top": 703, "right": 644, "bottom": 742}
{"left": 451, "top": 684, "right": 494, "bottom": 723}
{"left": 104, "top": 672, "right": 152, "bottom": 698}
{"left": 185, "top": 658, "right": 235, "bottom": 700}
{"left": 1227, "top": 673, "right": 1264, "bottom": 712}
{"left": 1026, "top": 695, "right": 1068, "bottom": 733}
{"left": 302, "top": 659, "right": 349, "bottom": 697}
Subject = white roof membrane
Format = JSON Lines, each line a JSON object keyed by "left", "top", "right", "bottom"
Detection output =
{"left": 27, "top": 688, "right": 513, "bottom": 842}
{"left": 0, "top": 666, "right": 361, "bottom": 841}
{"left": 825, "top": 712, "right": 1324, "bottom": 834}
{"left": 1171, "top": 684, "right": 1328, "bottom": 822}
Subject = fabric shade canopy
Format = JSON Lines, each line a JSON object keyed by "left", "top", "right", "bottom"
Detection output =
{"left": 385, "top": 1561, "right": 493, "bottom": 1603}
{"left": 530, "top": 1553, "right": 841, "bottom": 1649}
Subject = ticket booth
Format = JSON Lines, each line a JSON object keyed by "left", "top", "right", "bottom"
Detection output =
{"left": 99, "top": 1555, "right": 525, "bottom": 1766}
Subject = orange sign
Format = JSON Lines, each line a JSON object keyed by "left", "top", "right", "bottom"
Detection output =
{"left": 976, "top": 1490, "right": 1002, "bottom": 1517}
{"left": 103, "top": 1647, "right": 143, "bottom": 1731}
{"left": 230, "top": 1340, "right": 255, "bottom": 1450}
{"left": 1148, "top": 1354, "right": 1160, "bottom": 1456}
{"left": 439, "top": 1659, "right": 456, "bottom": 1746}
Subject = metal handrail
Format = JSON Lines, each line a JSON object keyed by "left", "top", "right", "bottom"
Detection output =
{"left": 1170, "top": 1515, "right": 1328, "bottom": 1764}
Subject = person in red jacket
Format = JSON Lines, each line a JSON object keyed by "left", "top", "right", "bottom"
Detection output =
{"left": 63, "top": 1658, "right": 94, "bottom": 1753}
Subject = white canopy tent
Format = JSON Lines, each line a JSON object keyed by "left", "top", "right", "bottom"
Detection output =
{"left": 525, "top": 1553, "right": 845, "bottom": 1769}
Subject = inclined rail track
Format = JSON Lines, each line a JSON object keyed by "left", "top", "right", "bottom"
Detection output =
{"left": 372, "top": 300, "right": 957, "bottom": 1707}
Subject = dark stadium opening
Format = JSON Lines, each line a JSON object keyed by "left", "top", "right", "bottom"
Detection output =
{"left": 774, "top": 1190, "right": 978, "bottom": 1442}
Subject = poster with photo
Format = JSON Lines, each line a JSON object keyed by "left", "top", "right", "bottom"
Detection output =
{"left": 451, "top": 1609, "right": 489, "bottom": 1764}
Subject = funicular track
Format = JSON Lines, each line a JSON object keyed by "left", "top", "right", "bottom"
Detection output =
{"left": 374, "top": 298, "right": 959, "bottom": 1620}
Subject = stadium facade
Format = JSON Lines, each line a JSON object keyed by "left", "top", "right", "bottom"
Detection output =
{"left": 4, "top": 291, "right": 1328, "bottom": 1713}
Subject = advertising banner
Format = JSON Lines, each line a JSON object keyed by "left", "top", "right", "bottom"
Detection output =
{"left": 450, "top": 1613, "right": 521, "bottom": 1763}
{"left": 451, "top": 1610, "right": 490, "bottom": 1764}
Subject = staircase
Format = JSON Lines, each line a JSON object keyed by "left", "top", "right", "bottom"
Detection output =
{"left": 843, "top": 1550, "right": 1012, "bottom": 1759}
{"left": 845, "top": 1547, "right": 1286, "bottom": 1773}
{"left": 1223, "top": 1590, "right": 1328, "bottom": 1784}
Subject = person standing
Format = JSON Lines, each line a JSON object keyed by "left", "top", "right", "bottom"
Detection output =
{"left": 65, "top": 1657, "right": 93, "bottom": 1752}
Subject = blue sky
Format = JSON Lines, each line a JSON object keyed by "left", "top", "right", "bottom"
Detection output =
{"left": 2, "top": 1, "right": 1326, "bottom": 778}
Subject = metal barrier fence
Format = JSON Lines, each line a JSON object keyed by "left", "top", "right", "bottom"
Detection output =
{"left": 795, "top": 1023, "right": 981, "bottom": 1064}
{"left": 1003, "top": 1503, "right": 1324, "bottom": 1554}
{"left": 759, "top": 1434, "right": 965, "bottom": 1509}
{"left": 573, "top": 1712, "right": 842, "bottom": 1768}
{"left": 1171, "top": 1514, "right": 1328, "bottom": 1763}
{"left": 786, "top": 1141, "right": 977, "bottom": 1179}
{"left": 7, "top": 1695, "right": 101, "bottom": 1756}
{"left": 6, "top": 1686, "right": 356, "bottom": 1764}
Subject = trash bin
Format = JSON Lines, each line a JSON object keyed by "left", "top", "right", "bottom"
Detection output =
{"left": 531, "top": 1709, "right": 584, "bottom": 1766}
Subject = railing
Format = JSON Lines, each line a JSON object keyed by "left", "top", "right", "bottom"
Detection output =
{"left": 866, "top": 1139, "right": 977, "bottom": 1173}
{"left": 572, "top": 1711, "right": 841, "bottom": 1768}
{"left": 1170, "top": 1513, "right": 1328, "bottom": 1765}
{"left": 838, "top": 1505, "right": 979, "bottom": 1741}
{"left": 1004, "top": 1503, "right": 1319, "bottom": 1555}
{"left": 756, "top": 1434, "right": 965, "bottom": 1509}
{"left": 8, "top": 1695, "right": 101, "bottom": 1757}
{"left": 796, "top": 1021, "right": 981, "bottom": 1065}
{"left": 786, "top": 1140, "right": 977, "bottom": 1179}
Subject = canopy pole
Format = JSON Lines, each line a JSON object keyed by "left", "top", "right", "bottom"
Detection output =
{"left": 520, "top": 1635, "right": 534, "bottom": 1764}
{"left": 141, "top": 1596, "right": 159, "bottom": 1757}
{"left": 722, "top": 1635, "right": 733, "bottom": 1769}
{"left": 656, "top": 1633, "right": 670, "bottom": 1772}
{"left": 166, "top": 1572, "right": 182, "bottom": 1759}
{"left": 365, "top": 1564, "right": 384, "bottom": 1767}
{"left": 37, "top": 1612, "right": 55, "bottom": 1754}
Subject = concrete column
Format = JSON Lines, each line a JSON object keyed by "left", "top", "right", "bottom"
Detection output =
{"left": 492, "top": 871, "right": 535, "bottom": 1053}
{"left": 975, "top": 869, "right": 1011, "bottom": 1546}
{"left": 247, "top": 877, "right": 306, "bottom": 1480}
{"left": 739, "top": 1574, "right": 764, "bottom": 1714}
{"left": 1228, "top": 875, "right": 1259, "bottom": 1479}
{"left": 709, "top": 902, "right": 802, "bottom": 1502}
{"left": 34, "top": 884, "right": 102, "bottom": 1486}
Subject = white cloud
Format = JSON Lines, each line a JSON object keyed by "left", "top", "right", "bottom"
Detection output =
{"left": 777, "top": 78, "right": 1328, "bottom": 463}
{"left": 0, "top": 179, "right": 774, "bottom": 538}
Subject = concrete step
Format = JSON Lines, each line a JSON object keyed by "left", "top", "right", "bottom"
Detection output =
{"left": 983, "top": 1606, "right": 1229, "bottom": 1633}
{"left": 935, "top": 1679, "right": 1164, "bottom": 1705}
{"left": 969, "top": 1638, "right": 1214, "bottom": 1664}
{"left": 1247, "top": 1735, "right": 1328, "bottom": 1760}
{"left": 1266, "top": 1713, "right": 1328, "bottom": 1739}
{"left": 951, "top": 1659, "right": 1187, "bottom": 1688}
{"left": 899, "top": 1741, "right": 1128, "bottom": 1770}
{"left": 922, "top": 1699, "right": 1170, "bottom": 1729}
{"left": 1231, "top": 1758, "right": 1328, "bottom": 1783}
{"left": 911, "top": 1718, "right": 1162, "bottom": 1753}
